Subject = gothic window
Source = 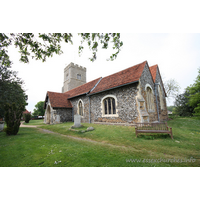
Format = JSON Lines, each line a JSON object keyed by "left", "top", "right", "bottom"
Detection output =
{"left": 146, "top": 87, "right": 154, "bottom": 111}
{"left": 158, "top": 85, "right": 164, "bottom": 110}
{"left": 103, "top": 97, "right": 116, "bottom": 115}
{"left": 78, "top": 100, "right": 83, "bottom": 116}
{"left": 77, "top": 74, "right": 81, "bottom": 80}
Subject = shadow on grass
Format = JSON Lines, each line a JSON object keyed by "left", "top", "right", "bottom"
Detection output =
{"left": 137, "top": 134, "right": 171, "bottom": 140}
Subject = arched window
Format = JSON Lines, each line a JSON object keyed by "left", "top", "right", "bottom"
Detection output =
{"left": 78, "top": 100, "right": 83, "bottom": 116}
{"left": 103, "top": 97, "right": 116, "bottom": 115}
{"left": 158, "top": 85, "right": 164, "bottom": 110}
{"left": 146, "top": 86, "right": 154, "bottom": 111}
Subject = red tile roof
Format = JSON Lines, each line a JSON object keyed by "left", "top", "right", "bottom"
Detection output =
{"left": 23, "top": 109, "right": 31, "bottom": 114}
{"left": 46, "top": 77, "right": 102, "bottom": 108}
{"left": 47, "top": 92, "right": 72, "bottom": 108}
{"left": 66, "top": 77, "right": 102, "bottom": 99}
{"left": 89, "top": 61, "right": 147, "bottom": 95}
{"left": 149, "top": 64, "right": 158, "bottom": 83}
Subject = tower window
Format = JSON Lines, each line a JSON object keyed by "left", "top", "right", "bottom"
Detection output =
{"left": 77, "top": 74, "right": 81, "bottom": 80}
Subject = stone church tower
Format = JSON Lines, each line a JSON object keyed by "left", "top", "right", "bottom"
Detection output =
{"left": 62, "top": 62, "right": 86, "bottom": 93}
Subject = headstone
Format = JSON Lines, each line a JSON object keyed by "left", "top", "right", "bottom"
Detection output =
{"left": 54, "top": 115, "right": 60, "bottom": 124}
{"left": 0, "top": 121, "right": 4, "bottom": 132}
{"left": 74, "top": 114, "right": 82, "bottom": 128}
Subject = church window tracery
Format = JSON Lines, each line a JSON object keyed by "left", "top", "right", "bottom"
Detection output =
{"left": 103, "top": 97, "right": 116, "bottom": 115}
{"left": 78, "top": 100, "right": 83, "bottom": 116}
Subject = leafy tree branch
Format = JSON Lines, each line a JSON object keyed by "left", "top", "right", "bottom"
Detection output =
{"left": 1, "top": 33, "right": 123, "bottom": 63}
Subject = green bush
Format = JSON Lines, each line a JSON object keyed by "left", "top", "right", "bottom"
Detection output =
{"left": 24, "top": 113, "right": 31, "bottom": 123}
{"left": 4, "top": 103, "right": 24, "bottom": 135}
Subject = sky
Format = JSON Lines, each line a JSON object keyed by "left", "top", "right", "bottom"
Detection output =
{"left": 7, "top": 33, "right": 200, "bottom": 113}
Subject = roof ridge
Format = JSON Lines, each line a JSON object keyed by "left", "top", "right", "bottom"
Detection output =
{"left": 150, "top": 64, "right": 158, "bottom": 68}
{"left": 48, "top": 91, "right": 62, "bottom": 94}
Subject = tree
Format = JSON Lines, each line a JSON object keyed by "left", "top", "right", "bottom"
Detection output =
{"left": 32, "top": 101, "right": 45, "bottom": 116}
{"left": 173, "top": 89, "right": 195, "bottom": 116}
{"left": 167, "top": 106, "right": 175, "bottom": 112}
{"left": 24, "top": 113, "right": 31, "bottom": 123}
{"left": 187, "top": 67, "right": 200, "bottom": 116}
{"left": 0, "top": 49, "right": 27, "bottom": 118}
{"left": 0, "top": 33, "right": 123, "bottom": 63}
{"left": 4, "top": 103, "right": 25, "bottom": 135}
{"left": 164, "top": 78, "right": 180, "bottom": 101}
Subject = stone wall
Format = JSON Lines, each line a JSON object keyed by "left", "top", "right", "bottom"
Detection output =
{"left": 55, "top": 108, "right": 72, "bottom": 123}
{"left": 154, "top": 69, "right": 168, "bottom": 121}
{"left": 70, "top": 95, "right": 90, "bottom": 123}
{"left": 90, "top": 83, "right": 139, "bottom": 123}
{"left": 44, "top": 98, "right": 72, "bottom": 124}
{"left": 139, "top": 63, "right": 168, "bottom": 122}
{"left": 139, "top": 63, "right": 158, "bottom": 122}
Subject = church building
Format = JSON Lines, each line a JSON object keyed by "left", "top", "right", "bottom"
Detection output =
{"left": 43, "top": 61, "right": 168, "bottom": 124}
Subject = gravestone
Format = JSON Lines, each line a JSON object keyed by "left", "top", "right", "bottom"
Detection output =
{"left": 0, "top": 121, "right": 4, "bottom": 132}
{"left": 55, "top": 115, "right": 60, "bottom": 124}
{"left": 73, "top": 114, "right": 82, "bottom": 128}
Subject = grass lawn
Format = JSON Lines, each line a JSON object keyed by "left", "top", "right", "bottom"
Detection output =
{"left": 23, "top": 119, "right": 45, "bottom": 126}
{"left": 0, "top": 117, "right": 199, "bottom": 167}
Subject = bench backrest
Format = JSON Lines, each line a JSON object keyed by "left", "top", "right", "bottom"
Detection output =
{"left": 135, "top": 122, "right": 168, "bottom": 130}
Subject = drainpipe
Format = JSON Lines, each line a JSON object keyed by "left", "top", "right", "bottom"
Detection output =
{"left": 155, "top": 83, "right": 160, "bottom": 122}
{"left": 89, "top": 96, "right": 91, "bottom": 123}
{"left": 72, "top": 107, "right": 74, "bottom": 122}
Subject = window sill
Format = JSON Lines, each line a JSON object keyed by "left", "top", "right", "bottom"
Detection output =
{"left": 148, "top": 110, "right": 155, "bottom": 113}
{"left": 102, "top": 114, "right": 119, "bottom": 118}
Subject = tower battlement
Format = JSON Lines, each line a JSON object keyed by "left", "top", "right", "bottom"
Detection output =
{"left": 64, "top": 62, "right": 86, "bottom": 72}
{"left": 62, "top": 62, "right": 87, "bottom": 93}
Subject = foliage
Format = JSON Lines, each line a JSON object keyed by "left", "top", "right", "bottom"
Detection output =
{"left": 167, "top": 106, "right": 175, "bottom": 112}
{"left": 4, "top": 103, "right": 25, "bottom": 135}
{"left": 0, "top": 33, "right": 123, "bottom": 63}
{"left": 187, "top": 68, "right": 200, "bottom": 116}
{"left": 24, "top": 113, "right": 31, "bottom": 123}
{"left": 168, "top": 114, "right": 177, "bottom": 120}
{"left": 164, "top": 78, "right": 180, "bottom": 100}
{"left": 79, "top": 33, "right": 123, "bottom": 61}
{"left": 32, "top": 101, "right": 45, "bottom": 116}
{"left": 173, "top": 89, "right": 195, "bottom": 116}
{"left": 0, "top": 48, "right": 28, "bottom": 118}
